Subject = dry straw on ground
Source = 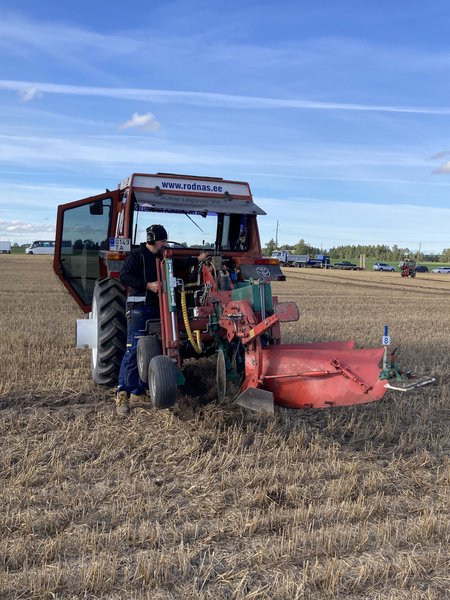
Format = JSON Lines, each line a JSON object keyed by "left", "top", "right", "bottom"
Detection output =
{"left": 0, "top": 256, "right": 448, "bottom": 599}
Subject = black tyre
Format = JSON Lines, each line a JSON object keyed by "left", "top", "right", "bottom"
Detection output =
{"left": 148, "top": 355, "right": 178, "bottom": 409}
{"left": 137, "top": 336, "right": 162, "bottom": 383}
{"left": 91, "top": 278, "right": 127, "bottom": 386}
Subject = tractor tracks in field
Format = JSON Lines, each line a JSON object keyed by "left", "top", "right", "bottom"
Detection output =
{"left": 282, "top": 270, "right": 450, "bottom": 297}
{"left": 0, "top": 389, "right": 111, "bottom": 412}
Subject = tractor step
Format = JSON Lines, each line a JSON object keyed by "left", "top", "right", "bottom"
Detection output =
{"left": 383, "top": 375, "right": 436, "bottom": 392}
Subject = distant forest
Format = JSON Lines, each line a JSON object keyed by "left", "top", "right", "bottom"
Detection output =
{"left": 262, "top": 238, "right": 450, "bottom": 262}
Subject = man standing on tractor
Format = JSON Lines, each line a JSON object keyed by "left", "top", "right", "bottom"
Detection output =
{"left": 115, "top": 224, "right": 210, "bottom": 415}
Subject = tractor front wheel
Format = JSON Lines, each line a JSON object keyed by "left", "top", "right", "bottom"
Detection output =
{"left": 91, "top": 278, "right": 126, "bottom": 386}
{"left": 148, "top": 355, "right": 178, "bottom": 409}
{"left": 137, "top": 336, "right": 162, "bottom": 382}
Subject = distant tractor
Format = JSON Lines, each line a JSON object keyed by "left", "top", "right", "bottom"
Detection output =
{"left": 399, "top": 259, "right": 416, "bottom": 278}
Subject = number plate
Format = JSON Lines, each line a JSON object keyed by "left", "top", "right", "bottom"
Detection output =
{"left": 109, "top": 238, "right": 131, "bottom": 251}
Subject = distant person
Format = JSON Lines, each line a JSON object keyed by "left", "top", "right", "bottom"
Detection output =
{"left": 115, "top": 224, "right": 210, "bottom": 415}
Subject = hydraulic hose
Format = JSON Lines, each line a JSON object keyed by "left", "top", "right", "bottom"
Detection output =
{"left": 180, "top": 290, "right": 203, "bottom": 354}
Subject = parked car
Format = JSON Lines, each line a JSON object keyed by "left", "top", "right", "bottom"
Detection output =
{"left": 414, "top": 265, "right": 429, "bottom": 273}
{"left": 25, "top": 240, "right": 55, "bottom": 255}
{"left": 431, "top": 266, "right": 450, "bottom": 274}
{"left": 373, "top": 262, "right": 395, "bottom": 272}
{"left": 334, "top": 261, "right": 359, "bottom": 270}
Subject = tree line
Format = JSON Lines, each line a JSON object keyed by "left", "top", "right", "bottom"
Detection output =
{"left": 262, "top": 239, "right": 450, "bottom": 262}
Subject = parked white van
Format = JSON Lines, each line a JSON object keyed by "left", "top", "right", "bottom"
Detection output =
{"left": 0, "top": 241, "right": 11, "bottom": 254}
{"left": 25, "top": 240, "right": 55, "bottom": 255}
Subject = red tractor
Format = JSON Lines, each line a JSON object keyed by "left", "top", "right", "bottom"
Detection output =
{"left": 400, "top": 259, "right": 417, "bottom": 278}
{"left": 54, "top": 173, "right": 434, "bottom": 413}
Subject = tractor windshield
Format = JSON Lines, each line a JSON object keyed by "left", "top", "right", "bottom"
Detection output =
{"left": 132, "top": 192, "right": 264, "bottom": 251}
{"left": 133, "top": 205, "right": 216, "bottom": 249}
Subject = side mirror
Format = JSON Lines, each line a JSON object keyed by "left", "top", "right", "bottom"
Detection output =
{"left": 89, "top": 200, "right": 104, "bottom": 215}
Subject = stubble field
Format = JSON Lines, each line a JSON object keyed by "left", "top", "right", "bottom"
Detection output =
{"left": 0, "top": 255, "right": 448, "bottom": 599}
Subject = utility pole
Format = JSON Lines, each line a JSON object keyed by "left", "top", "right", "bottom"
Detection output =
{"left": 275, "top": 220, "right": 279, "bottom": 249}
{"left": 417, "top": 242, "right": 422, "bottom": 262}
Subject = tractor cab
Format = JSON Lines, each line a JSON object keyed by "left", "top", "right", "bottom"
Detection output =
{"left": 54, "top": 173, "right": 284, "bottom": 312}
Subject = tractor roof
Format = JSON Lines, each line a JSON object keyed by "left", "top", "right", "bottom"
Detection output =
{"left": 119, "top": 173, "right": 266, "bottom": 216}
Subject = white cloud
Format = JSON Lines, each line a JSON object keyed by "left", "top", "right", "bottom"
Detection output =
{"left": 428, "top": 150, "right": 450, "bottom": 160}
{"left": 248, "top": 171, "right": 450, "bottom": 188}
{"left": 0, "top": 14, "right": 142, "bottom": 60}
{"left": 0, "top": 130, "right": 435, "bottom": 181}
{"left": 18, "top": 86, "right": 42, "bottom": 102}
{"left": 2, "top": 79, "right": 450, "bottom": 115}
{"left": 428, "top": 151, "right": 450, "bottom": 174}
{"left": 118, "top": 112, "right": 160, "bottom": 132}
{"left": 434, "top": 161, "right": 450, "bottom": 174}
{"left": 1, "top": 12, "right": 449, "bottom": 79}
{"left": 0, "top": 219, "right": 54, "bottom": 233}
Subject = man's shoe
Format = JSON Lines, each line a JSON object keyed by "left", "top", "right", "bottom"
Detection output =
{"left": 115, "top": 391, "right": 130, "bottom": 415}
{"left": 129, "top": 393, "right": 148, "bottom": 408}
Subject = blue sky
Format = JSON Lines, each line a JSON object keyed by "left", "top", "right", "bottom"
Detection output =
{"left": 1, "top": 0, "right": 450, "bottom": 251}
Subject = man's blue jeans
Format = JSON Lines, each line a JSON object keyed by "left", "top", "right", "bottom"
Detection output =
{"left": 117, "top": 304, "right": 160, "bottom": 395}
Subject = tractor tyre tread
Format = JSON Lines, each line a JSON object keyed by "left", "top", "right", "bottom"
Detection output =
{"left": 137, "top": 336, "right": 162, "bottom": 383}
{"left": 92, "top": 278, "right": 127, "bottom": 386}
{"left": 148, "top": 355, "right": 178, "bottom": 409}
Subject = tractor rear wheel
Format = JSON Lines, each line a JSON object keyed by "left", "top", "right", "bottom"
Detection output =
{"left": 148, "top": 355, "right": 178, "bottom": 409}
{"left": 137, "top": 336, "right": 162, "bottom": 383}
{"left": 91, "top": 278, "right": 126, "bottom": 386}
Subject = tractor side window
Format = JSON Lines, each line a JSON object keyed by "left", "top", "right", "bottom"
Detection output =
{"left": 220, "top": 215, "right": 231, "bottom": 249}
{"left": 58, "top": 199, "right": 112, "bottom": 306}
